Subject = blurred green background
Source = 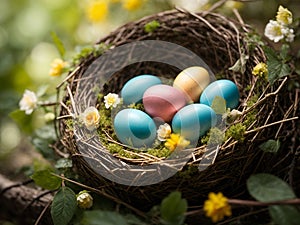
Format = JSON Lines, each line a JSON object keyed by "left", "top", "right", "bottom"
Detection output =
{"left": 0, "top": 0, "right": 299, "bottom": 176}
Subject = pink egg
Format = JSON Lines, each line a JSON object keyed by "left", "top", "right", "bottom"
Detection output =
{"left": 143, "top": 84, "right": 187, "bottom": 122}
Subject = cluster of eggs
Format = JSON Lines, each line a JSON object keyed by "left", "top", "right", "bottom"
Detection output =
{"left": 113, "top": 66, "right": 239, "bottom": 148}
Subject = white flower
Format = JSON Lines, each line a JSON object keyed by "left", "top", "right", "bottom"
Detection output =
{"left": 157, "top": 123, "right": 172, "bottom": 141}
{"left": 82, "top": 106, "right": 100, "bottom": 131}
{"left": 276, "top": 5, "right": 293, "bottom": 25}
{"left": 104, "top": 93, "right": 121, "bottom": 109}
{"left": 264, "top": 20, "right": 285, "bottom": 43}
{"left": 77, "top": 191, "right": 93, "bottom": 209}
{"left": 283, "top": 28, "right": 295, "bottom": 43}
{"left": 19, "top": 89, "right": 38, "bottom": 115}
{"left": 172, "top": 0, "right": 209, "bottom": 12}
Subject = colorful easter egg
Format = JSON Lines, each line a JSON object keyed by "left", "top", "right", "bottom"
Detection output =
{"left": 113, "top": 109, "right": 157, "bottom": 148}
{"left": 200, "top": 79, "right": 240, "bottom": 109}
{"left": 172, "top": 104, "right": 217, "bottom": 142}
{"left": 143, "top": 84, "right": 187, "bottom": 122}
{"left": 173, "top": 66, "right": 210, "bottom": 102}
{"left": 121, "top": 75, "right": 162, "bottom": 105}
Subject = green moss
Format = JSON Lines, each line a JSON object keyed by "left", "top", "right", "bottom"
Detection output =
{"left": 144, "top": 20, "right": 160, "bottom": 33}
{"left": 128, "top": 103, "right": 144, "bottom": 111}
{"left": 65, "top": 119, "right": 74, "bottom": 130}
{"left": 177, "top": 165, "right": 198, "bottom": 179}
{"left": 147, "top": 147, "right": 171, "bottom": 158}
{"left": 247, "top": 94, "right": 259, "bottom": 107}
{"left": 201, "top": 127, "right": 225, "bottom": 145}
{"left": 225, "top": 123, "right": 246, "bottom": 142}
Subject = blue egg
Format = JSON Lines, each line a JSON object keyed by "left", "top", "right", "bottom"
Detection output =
{"left": 113, "top": 109, "right": 157, "bottom": 148}
{"left": 172, "top": 104, "right": 217, "bottom": 143}
{"left": 200, "top": 79, "right": 240, "bottom": 109}
{"left": 121, "top": 75, "right": 162, "bottom": 105}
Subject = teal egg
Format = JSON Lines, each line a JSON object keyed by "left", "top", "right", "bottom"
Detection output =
{"left": 200, "top": 79, "right": 240, "bottom": 109}
{"left": 113, "top": 109, "right": 157, "bottom": 148}
{"left": 121, "top": 75, "right": 162, "bottom": 105}
{"left": 172, "top": 104, "right": 217, "bottom": 142}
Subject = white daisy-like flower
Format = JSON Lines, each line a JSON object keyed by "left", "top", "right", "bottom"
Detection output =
{"left": 264, "top": 20, "right": 285, "bottom": 43}
{"left": 81, "top": 106, "right": 100, "bottom": 131}
{"left": 283, "top": 28, "right": 295, "bottom": 43}
{"left": 19, "top": 89, "right": 38, "bottom": 115}
{"left": 104, "top": 93, "right": 121, "bottom": 109}
{"left": 276, "top": 5, "right": 293, "bottom": 25}
{"left": 157, "top": 123, "right": 172, "bottom": 141}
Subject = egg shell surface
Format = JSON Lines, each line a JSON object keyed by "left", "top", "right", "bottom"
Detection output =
{"left": 173, "top": 66, "right": 210, "bottom": 102}
{"left": 172, "top": 104, "right": 217, "bottom": 143}
{"left": 121, "top": 75, "right": 162, "bottom": 105}
{"left": 143, "top": 84, "right": 187, "bottom": 122}
{"left": 200, "top": 79, "right": 240, "bottom": 109}
{"left": 113, "top": 109, "right": 157, "bottom": 148}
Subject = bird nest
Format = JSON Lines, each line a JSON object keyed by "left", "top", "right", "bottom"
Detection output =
{"left": 57, "top": 9, "right": 298, "bottom": 209}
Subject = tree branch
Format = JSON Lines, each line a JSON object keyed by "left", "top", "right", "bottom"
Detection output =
{"left": 0, "top": 174, "right": 53, "bottom": 225}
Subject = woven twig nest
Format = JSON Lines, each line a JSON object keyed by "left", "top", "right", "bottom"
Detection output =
{"left": 57, "top": 9, "right": 298, "bottom": 209}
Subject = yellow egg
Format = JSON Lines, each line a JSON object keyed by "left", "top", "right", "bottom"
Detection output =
{"left": 173, "top": 66, "right": 210, "bottom": 102}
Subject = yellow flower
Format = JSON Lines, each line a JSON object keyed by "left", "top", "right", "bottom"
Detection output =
{"left": 252, "top": 62, "right": 268, "bottom": 78}
{"left": 276, "top": 5, "right": 293, "bottom": 25}
{"left": 122, "top": 0, "right": 144, "bottom": 11}
{"left": 86, "top": 0, "right": 108, "bottom": 23}
{"left": 82, "top": 106, "right": 100, "bottom": 131}
{"left": 204, "top": 192, "right": 232, "bottom": 223}
{"left": 49, "top": 58, "right": 68, "bottom": 77}
{"left": 104, "top": 93, "right": 121, "bottom": 109}
{"left": 165, "top": 133, "right": 190, "bottom": 152}
{"left": 77, "top": 191, "right": 93, "bottom": 209}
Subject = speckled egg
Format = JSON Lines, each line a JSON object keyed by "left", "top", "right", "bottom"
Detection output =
{"left": 173, "top": 66, "right": 210, "bottom": 102}
{"left": 121, "top": 75, "right": 162, "bottom": 105}
{"left": 172, "top": 104, "right": 217, "bottom": 142}
{"left": 200, "top": 79, "right": 240, "bottom": 109}
{"left": 143, "top": 84, "right": 187, "bottom": 122}
{"left": 113, "top": 109, "right": 157, "bottom": 148}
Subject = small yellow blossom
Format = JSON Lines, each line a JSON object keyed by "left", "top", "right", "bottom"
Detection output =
{"left": 122, "top": 0, "right": 144, "bottom": 11}
{"left": 157, "top": 123, "right": 172, "bottom": 141}
{"left": 165, "top": 133, "right": 190, "bottom": 152}
{"left": 276, "top": 5, "right": 293, "bottom": 25}
{"left": 49, "top": 58, "right": 68, "bottom": 77}
{"left": 252, "top": 62, "right": 268, "bottom": 77}
{"left": 82, "top": 106, "right": 100, "bottom": 131}
{"left": 77, "top": 191, "right": 93, "bottom": 209}
{"left": 104, "top": 93, "right": 121, "bottom": 109}
{"left": 252, "top": 62, "right": 268, "bottom": 78}
{"left": 86, "top": 0, "right": 109, "bottom": 23}
{"left": 19, "top": 89, "right": 38, "bottom": 115}
{"left": 204, "top": 192, "right": 232, "bottom": 223}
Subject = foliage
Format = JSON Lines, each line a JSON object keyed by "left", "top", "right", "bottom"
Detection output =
{"left": 51, "top": 186, "right": 77, "bottom": 225}
{"left": 247, "top": 173, "right": 300, "bottom": 225}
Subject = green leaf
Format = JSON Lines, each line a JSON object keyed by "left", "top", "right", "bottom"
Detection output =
{"left": 55, "top": 158, "right": 73, "bottom": 169}
{"left": 9, "top": 109, "right": 34, "bottom": 134}
{"left": 280, "top": 44, "right": 290, "bottom": 61}
{"left": 269, "top": 205, "right": 300, "bottom": 225}
{"left": 259, "top": 139, "right": 281, "bottom": 153}
{"left": 211, "top": 96, "right": 227, "bottom": 114}
{"left": 160, "top": 191, "right": 187, "bottom": 225}
{"left": 144, "top": 20, "right": 160, "bottom": 33}
{"left": 229, "top": 52, "right": 249, "bottom": 74}
{"left": 51, "top": 187, "right": 77, "bottom": 225}
{"left": 51, "top": 31, "right": 66, "bottom": 58}
{"left": 80, "top": 210, "right": 128, "bottom": 225}
{"left": 31, "top": 169, "right": 61, "bottom": 190}
{"left": 264, "top": 46, "right": 291, "bottom": 84}
{"left": 247, "top": 173, "right": 296, "bottom": 202}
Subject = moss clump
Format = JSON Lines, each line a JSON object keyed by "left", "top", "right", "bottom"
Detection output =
{"left": 201, "top": 128, "right": 224, "bottom": 145}
{"left": 147, "top": 147, "right": 171, "bottom": 158}
{"left": 225, "top": 123, "right": 246, "bottom": 142}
